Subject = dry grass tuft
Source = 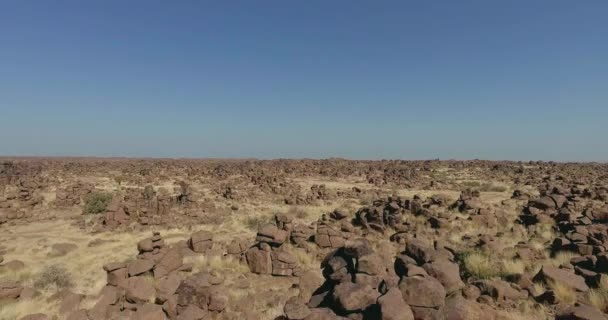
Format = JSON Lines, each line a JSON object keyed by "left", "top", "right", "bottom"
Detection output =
{"left": 461, "top": 251, "right": 526, "bottom": 280}
{"left": 500, "top": 259, "right": 526, "bottom": 277}
{"left": 185, "top": 254, "right": 250, "bottom": 274}
{"left": 551, "top": 251, "right": 580, "bottom": 267}
{"left": 509, "top": 300, "right": 552, "bottom": 320}
{"left": 588, "top": 275, "right": 608, "bottom": 312}
{"left": 33, "top": 265, "right": 73, "bottom": 290}
{"left": 462, "top": 251, "right": 498, "bottom": 279}
{"left": 547, "top": 280, "right": 577, "bottom": 305}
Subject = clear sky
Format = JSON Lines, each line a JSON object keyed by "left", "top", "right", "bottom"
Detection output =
{"left": 1, "top": 1, "right": 607, "bottom": 161}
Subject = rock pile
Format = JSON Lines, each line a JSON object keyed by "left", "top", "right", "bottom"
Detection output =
{"left": 244, "top": 214, "right": 300, "bottom": 277}
{"left": 519, "top": 186, "right": 608, "bottom": 297}
{"left": 314, "top": 210, "right": 355, "bottom": 249}
{"left": 287, "top": 238, "right": 529, "bottom": 320}
{"left": 72, "top": 231, "right": 228, "bottom": 320}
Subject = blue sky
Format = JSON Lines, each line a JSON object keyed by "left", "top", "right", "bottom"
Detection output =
{"left": 1, "top": 1, "right": 607, "bottom": 160}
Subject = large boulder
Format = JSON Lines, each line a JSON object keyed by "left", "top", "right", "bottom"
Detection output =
{"left": 245, "top": 246, "right": 273, "bottom": 274}
{"left": 284, "top": 296, "right": 312, "bottom": 320}
{"left": 124, "top": 277, "right": 156, "bottom": 304}
{"left": 422, "top": 259, "right": 464, "bottom": 294}
{"left": 405, "top": 239, "right": 435, "bottom": 264}
{"left": 332, "top": 282, "right": 380, "bottom": 312}
{"left": 398, "top": 275, "right": 446, "bottom": 309}
{"left": 128, "top": 259, "right": 155, "bottom": 276}
{"left": 189, "top": 231, "right": 213, "bottom": 253}
{"left": 257, "top": 224, "right": 288, "bottom": 246}
{"left": 298, "top": 270, "right": 325, "bottom": 301}
{"left": 377, "top": 288, "right": 415, "bottom": 320}
{"left": 534, "top": 266, "right": 590, "bottom": 292}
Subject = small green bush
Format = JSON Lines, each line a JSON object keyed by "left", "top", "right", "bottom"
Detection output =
{"left": 34, "top": 265, "right": 73, "bottom": 290}
{"left": 83, "top": 191, "right": 112, "bottom": 214}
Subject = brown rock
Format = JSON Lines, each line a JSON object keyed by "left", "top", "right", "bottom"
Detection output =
{"left": 59, "top": 292, "right": 83, "bottom": 315}
{"left": 405, "top": 239, "right": 435, "bottom": 264}
{"left": 298, "top": 270, "right": 325, "bottom": 301}
{"left": 107, "top": 267, "right": 128, "bottom": 287}
{"left": 177, "top": 304, "right": 208, "bottom": 320}
{"left": 124, "top": 276, "right": 156, "bottom": 304}
{"left": 534, "top": 266, "right": 590, "bottom": 292}
{"left": 5, "top": 259, "right": 25, "bottom": 271}
{"left": 245, "top": 246, "right": 272, "bottom": 274}
{"left": 208, "top": 288, "right": 228, "bottom": 311}
{"left": 556, "top": 304, "right": 606, "bottom": 320}
{"left": 478, "top": 279, "right": 523, "bottom": 302}
{"left": 189, "top": 230, "right": 213, "bottom": 253}
{"left": 332, "top": 282, "right": 380, "bottom": 312}
{"left": 257, "top": 224, "right": 288, "bottom": 246}
{"left": 0, "top": 281, "right": 23, "bottom": 299}
{"left": 422, "top": 259, "right": 464, "bottom": 294}
{"left": 399, "top": 275, "right": 446, "bottom": 308}
{"left": 128, "top": 259, "right": 155, "bottom": 276}
{"left": 357, "top": 254, "right": 387, "bottom": 276}
{"left": 159, "top": 273, "right": 182, "bottom": 298}
{"left": 378, "top": 288, "right": 415, "bottom": 320}
{"left": 132, "top": 303, "right": 165, "bottom": 320}
{"left": 284, "top": 296, "right": 312, "bottom": 320}
{"left": 103, "top": 262, "right": 127, "bottom": 272}
{"left": 137, "top": 238, "right": 154, "bottom": 252}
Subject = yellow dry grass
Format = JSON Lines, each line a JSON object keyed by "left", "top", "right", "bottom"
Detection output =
{"left": 588, "top": 275, "right": 608, "bottom": 312}
{"left": 546, "top": 280, "right": 577, "bottom": 305}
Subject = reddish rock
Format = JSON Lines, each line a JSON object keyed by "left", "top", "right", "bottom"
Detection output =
{"left": 107, "top": 267, "right": 128, "bottom": 287}
{"left": 132, "top": 303, "right": 165, "bottom": 320}
{"left": 284, "top": 296, "right": 312, "bottom": 320}
{"left": 177, "top": 304, "right": 208, "bottom": 320}
{"left": 332, "top": 282, "right": 380, "bottom": 312}
{"left": 377, "top": 288, "right": 414, "bottom": 320}
{"left": 534, "top": 266, "right": 590, "bottom": 292}
{"left": 556, "top": 304, "right": 606, "bottom": 320}
{"left": 399, "top": 275, "right": 446, "bottom": 309}
{"left": 4, "top": 260, "right": 25, "bottom": 271}
{"left": 422, "top": 259, "right": 464, "bottom": 294}
{"left": 128, "top": 259, "right": 155, "bottom": 276}
{"left": 0, "top": 281, "right": 23, "bottom": 299}
{"left": 298, "top": 270, "right": 325, "bottom": 301}
{"left": 159, "top": 273, "right": 182, "bottom": 298}
{"left": 59, "top": 291, "right": 83, "bottom": 315}
{"left": 189, "top": 230, "right": 213, "bottom": 253}
{"left": 245, "top": 246, "right": 272, "bottom": 274}
{"left": 124, "top": 277, "right": 156, "bottom": 304}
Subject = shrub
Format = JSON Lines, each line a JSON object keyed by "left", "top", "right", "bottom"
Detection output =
{"left": 462, "top": 251, "right": 498, "bottom": 279}
{"left": 83, "top": 191, "right": 112, "bottom": 214}
{"left": 459, "top": 250, "right": 525, "bottom": 280}
{"left": 34, "top": 265, "right": 73, "bottom": 290}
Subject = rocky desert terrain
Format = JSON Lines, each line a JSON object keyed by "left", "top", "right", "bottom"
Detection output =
{"left": 1, "top": 158, "right": 608, "bottom": 320}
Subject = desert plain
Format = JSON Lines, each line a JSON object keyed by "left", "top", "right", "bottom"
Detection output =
{"left": 1, "top": 158, "right": 607, "bottom": 320}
